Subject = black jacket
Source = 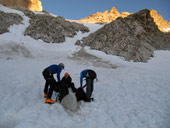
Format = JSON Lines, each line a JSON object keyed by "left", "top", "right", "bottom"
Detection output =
{"left": 61, "top": 76, "right": 76, "bottom": 92}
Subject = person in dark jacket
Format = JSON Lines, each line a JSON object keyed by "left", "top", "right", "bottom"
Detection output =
{"left": 80, "top": 69, "right": 98, "bottom": 102}
{"left": 57, "top": 72, "right": 76, "bottom": 102}
{"left": 42, "top": 63, "right": 64, "bottom": 104}
{"left": 61, "top": 72, "right": 76, "bottom": 93}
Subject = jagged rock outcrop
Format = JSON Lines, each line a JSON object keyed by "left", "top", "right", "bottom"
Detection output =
{"left": 77, "top": 7, "right": 170, "bottom": 33}
{"left": 150, "top": 9, "right": 170, "bottom": 32}
{"left": 23, "top": 10, "right": 89, "bottom": 43}
{"left": 0, "top": 11, "right": 23, "bottom": 34}
{"left": 77, "top": 7, "right": 132, "bottom": 24}
{"left": 81, "top": 9, "right": 170, "bottom": 62}
{"left": 0, "top": 0, "right": 42, "bottom": 11}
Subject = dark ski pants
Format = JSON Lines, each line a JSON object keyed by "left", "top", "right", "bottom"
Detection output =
{"left": 43, "top": 69, "right": 57, "bottom": 99}
{"left": 86, "top": 78, "right": 94, "bottom": 101}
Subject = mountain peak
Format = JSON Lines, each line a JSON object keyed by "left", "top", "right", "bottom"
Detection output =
{"left": 110, "top": 7, "right": 120, "bottom": 14}
{"left": 77, "top": 6, "right": 131, "bottom": 24}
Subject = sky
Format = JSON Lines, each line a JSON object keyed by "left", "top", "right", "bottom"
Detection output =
{"left": 40, "top": 0, "right": 170, "bottom": 22}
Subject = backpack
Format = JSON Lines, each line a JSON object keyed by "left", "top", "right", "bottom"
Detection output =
{"left": 75, "top": 87, "right": 87, "bottom": 102}
{"left": 87, "top": 70, "right": 96, "bottom": 80}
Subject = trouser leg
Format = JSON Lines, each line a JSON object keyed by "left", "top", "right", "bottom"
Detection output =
{"left": 86, "top": 78, "right": 93, "bottom": 101}
{"left": 54, "top": 82, "right": 60, "bottom": 92}
{"left": 43, "top": 70, "right": 50, "bottom": 94}
{"left": 44, "top": 81, "right": 49, "bottom": 94}
{"left": 43, "top": 69, "right": 56, "bottom": 99}
{"left": 47, "top": 79, "right": 56, "bottom": 99}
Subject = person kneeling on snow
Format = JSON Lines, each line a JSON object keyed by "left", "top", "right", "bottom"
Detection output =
{"left": 57, "top": 72, "right": 76, "bottom": 102}
{"left": 42, "top": 63, "right": 64, "bottom": 104}
{"left": 80, "top": 69, "right": 98, "bottom": 102}
{"left": 61, "top": 72, "right": 76, "bottom": 93}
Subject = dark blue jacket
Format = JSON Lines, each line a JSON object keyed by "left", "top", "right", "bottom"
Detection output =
{"left": 46, "top": 64, "right": 62, "bottom": 81}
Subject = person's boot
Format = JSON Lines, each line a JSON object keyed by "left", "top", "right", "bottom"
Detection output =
{"left": 86, "top": 97, "right": 91, "bottom": 102}
{"left": 86, "top": 97, "right": 94, "bottom": 102}
{"left": 44, "top": 93, "right": 48, "bottom": 98}
{"left": 45, "top": 99, "right": 55, "bottom": 104}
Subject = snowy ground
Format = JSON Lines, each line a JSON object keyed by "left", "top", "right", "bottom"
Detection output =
{"left": 0, "top": 5, "right": 170, "bottom": 128}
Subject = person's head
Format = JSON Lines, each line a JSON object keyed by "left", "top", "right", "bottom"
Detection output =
{"left": 64, "top": 72, "right": 69, "bottom": 78}
{"left": 59, "top": 63, "right": 65, "bottom": 69}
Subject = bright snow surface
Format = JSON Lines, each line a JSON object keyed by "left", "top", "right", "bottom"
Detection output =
{"left": 0, "top": 5, "right": 170, "bottom": 128}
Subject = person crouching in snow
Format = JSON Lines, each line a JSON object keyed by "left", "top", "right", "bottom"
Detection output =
{"left": 61, "top": 72, "right": 76, "bottom": 93}
{"left": 42, "top": 63, "right": 64, "bottom": 104}
{"left": 57, "top": 72, "right": 76, "bottom": 102}
{"left": 80, "top": 69, "right": 98, "bottom": 102}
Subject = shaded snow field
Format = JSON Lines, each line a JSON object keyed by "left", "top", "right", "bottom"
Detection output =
{"left": 0, "top": 5, "right": 170, "bottom": 128}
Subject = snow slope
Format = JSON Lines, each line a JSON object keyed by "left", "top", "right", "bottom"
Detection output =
{"left": 0, "top": 5, "right": 170, "bottom": 128}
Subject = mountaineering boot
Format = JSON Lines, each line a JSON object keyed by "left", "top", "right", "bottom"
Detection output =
{"left": 86, "top": 97, "right": 94, "bottom": 102}
{"left": 44, "top": 93, "right": 48, "bottom": 98}
{"left": 45, "top": 99, "right": 55, "bottom": 104}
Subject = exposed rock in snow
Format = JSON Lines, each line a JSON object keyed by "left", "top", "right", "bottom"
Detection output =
{"left": 81, "top": 9, "right": 170, "bottom": 62}
{"left": 0, "top": 10, "right": 22, "bottom": 34}
{"left": 23, "top": 9, "right": 89, "bottom": 43}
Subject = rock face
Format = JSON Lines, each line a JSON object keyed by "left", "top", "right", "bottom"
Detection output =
{"left": 77, "top": 7, "right": 132, "bottom": 24}
{"left": 77, "top": 7, "right": 170, "bottom": 33}
{"left": 0, "top": 0, "right": 42, "bottom": 11}
{"left": 23, "top": 10, "right": 89, "bottom": 43}
{"left": 0, "top": 11, "right": 23, "bottom": 34}
{"left": 150, "top": 9, "right": 170, "bottom": 33}
{"left": 81, "top": 9, "right": 170, "bottom": 62}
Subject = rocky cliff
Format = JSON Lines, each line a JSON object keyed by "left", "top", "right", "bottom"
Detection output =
{"left": 0, "top": 6, "right": 89, "bottom": 43}
{"left": 77, "top": 7, "right": 170, "bottom": 33}
{"left": 23, "top": 10, "right": 89, "bottom": 43}
{"left": 150, "top": 9, "right": 170, "bottom": 33}
{"left": 0, "top": 0, "right": 42, "bottom": 11}
{"left": 80, "top": 9, "right": 170, "bottom": 62}
{"left": 0, "top": 10, "right": 23, "bottom": 34}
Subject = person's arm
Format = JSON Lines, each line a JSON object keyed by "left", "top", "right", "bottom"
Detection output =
{"left": 96, "top": 77, "right": 98, "bottom": 82}
{"left": 57, "top": 74, "right": 60, "bottom": 82}
{"left": 57, "top": 68, "right": 61, "bottom": 82}
{"left": 82, "top": 84, "right": 87, "bottom": 88}
{"left": 69, "top": 76, "right": 72, "bottom": 83}
{"left": 80, "top": 69, "right": 89, "bottom": 87}
{"left": 70, "top": 83, "right": 76, "bottom": 92}
{"left": 80, "top": 72, "right": 83, "bottom": 87}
